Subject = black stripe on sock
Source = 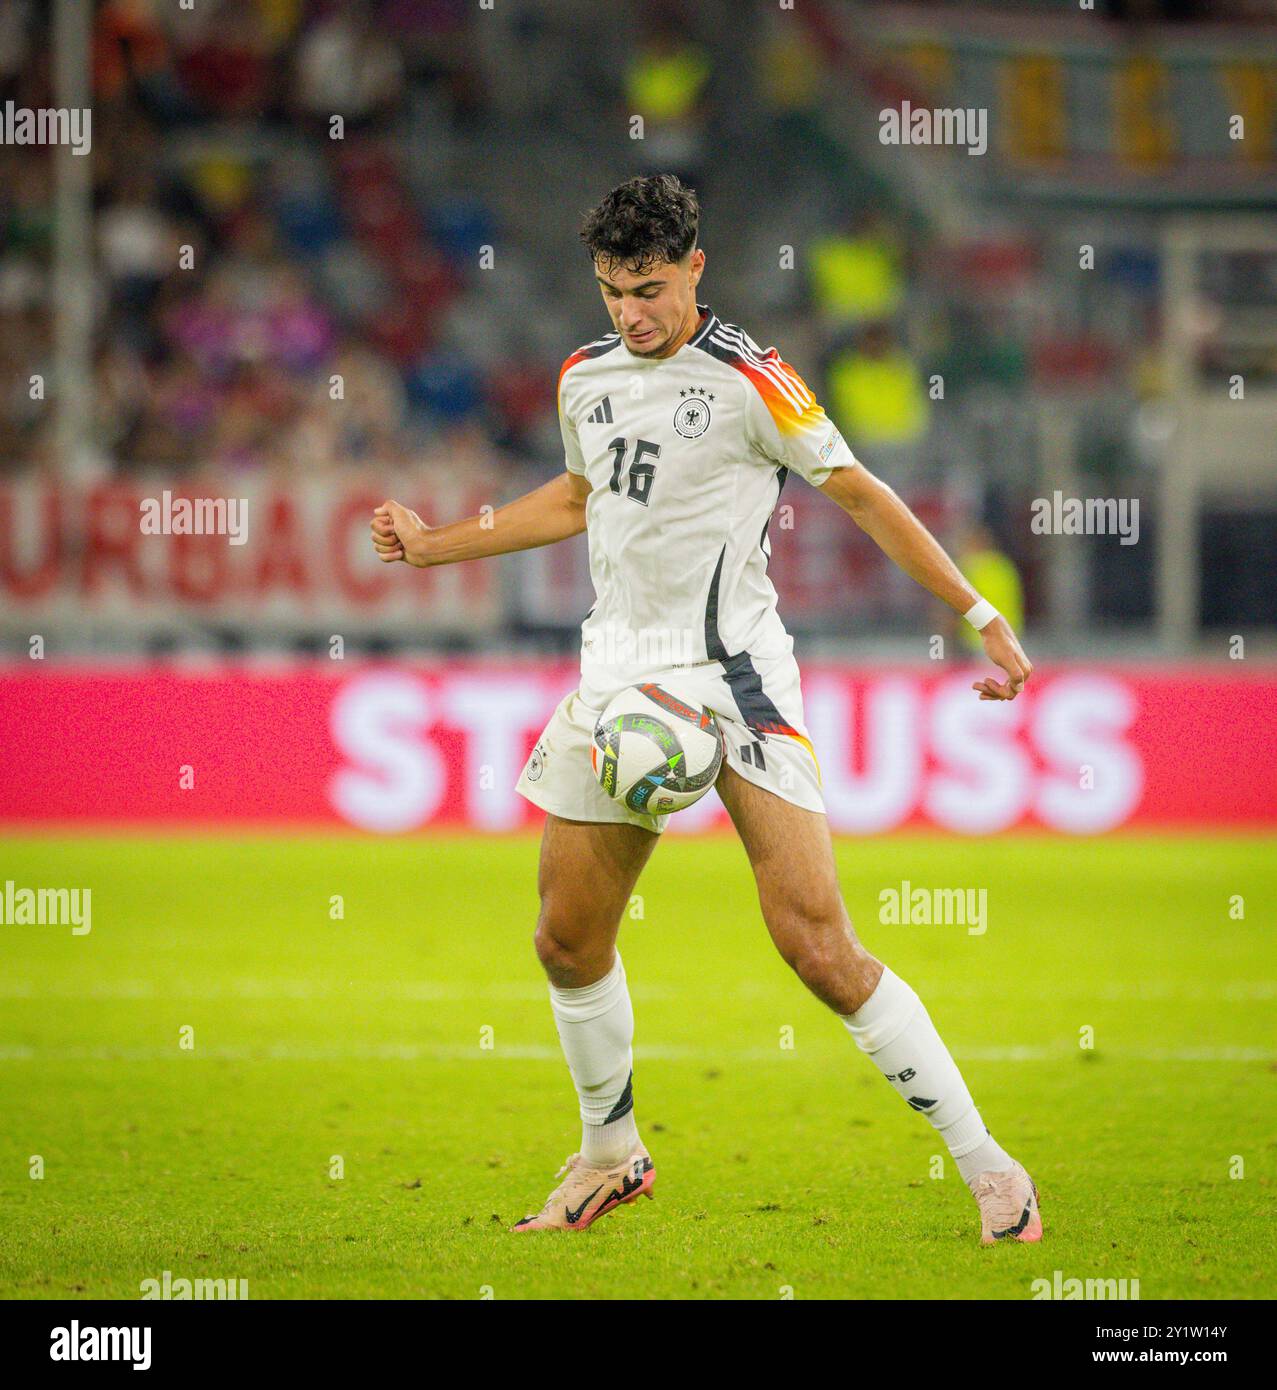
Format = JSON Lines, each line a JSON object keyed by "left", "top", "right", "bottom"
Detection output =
{"left": 603, "top": 1071, "right": 634, "bottom": 1124}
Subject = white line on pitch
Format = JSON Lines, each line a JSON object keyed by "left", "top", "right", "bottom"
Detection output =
{"left": 0, "top": 979, "right": 1273, "bottom": 1002}
{"left": 0, "top": 1044, "right": 1269, "bottom": 1063}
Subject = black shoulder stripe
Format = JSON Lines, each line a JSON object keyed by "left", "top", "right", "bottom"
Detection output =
{"left": 578, "top": 334, "right": 622, "bottom": 361}
{"left": 698, "top": 333, "right": 743, "bottom": 370}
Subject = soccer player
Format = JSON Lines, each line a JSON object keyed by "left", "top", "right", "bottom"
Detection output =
{"left": 370, "top": 174, "right": 1041, "bottom": 1246}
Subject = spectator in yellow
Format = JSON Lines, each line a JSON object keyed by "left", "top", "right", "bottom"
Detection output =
{"left": 625, "top": 31, "right": 709, "bottom": 121}
{"left": 809, "top": 214, "right": 905, "bottom": 329}
{"left": 624, "top": 27, "right": 711, "bottom": 186}
{"left": 957, "top": 523, "right": 1025, "bottom": 656}
{"left": 827, "top": 322, "right": 929, "bottom": 449}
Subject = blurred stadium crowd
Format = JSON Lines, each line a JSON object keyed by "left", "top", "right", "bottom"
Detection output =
{"left": 2, "top": 0, "right": 523, "bottom": 478}
{"left": 1, "top": 0, "right": 1274, "bottom": 644}
{"left": 0, "top": 0, "right": 1187, "bottom": 474}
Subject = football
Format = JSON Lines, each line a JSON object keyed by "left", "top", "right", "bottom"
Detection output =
{"left": 591, "top": 683, "right": 724, "bottom": 814}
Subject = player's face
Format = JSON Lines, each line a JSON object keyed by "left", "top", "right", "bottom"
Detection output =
{"left": 594, "top": 249, "right": 705, "bottom": 358}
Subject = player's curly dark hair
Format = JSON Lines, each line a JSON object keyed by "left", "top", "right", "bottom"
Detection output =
{"left": 579, "top": 174, "right": 699, "bottom": 276}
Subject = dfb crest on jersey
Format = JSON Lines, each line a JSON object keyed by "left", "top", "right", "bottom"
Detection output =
{"left": 673, "top": 386, "right": 713, "bottom": 439}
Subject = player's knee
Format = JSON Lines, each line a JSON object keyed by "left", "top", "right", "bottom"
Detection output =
{"left": 533, "top": 905, "right": 611, "bottom": 985}
{"left": 533, "top": 914, "right": 576, "bottom": 977}
{"left": 762, "top": 883, "right": 847, "bottom": 944}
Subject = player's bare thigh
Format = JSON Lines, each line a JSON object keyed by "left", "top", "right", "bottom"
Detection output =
{"left": 715, "top": 762, "right": 882, "bottom": 1012}
{"left": 533, "top": 813, "right": 660, "bottom": 990}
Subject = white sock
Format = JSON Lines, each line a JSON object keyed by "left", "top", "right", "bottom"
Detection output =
{"left": 548, "top": 952, "right": 640, "bottom": 1167}
{"left": 841, "top": 966, "right": 1015, "bottom": 1191}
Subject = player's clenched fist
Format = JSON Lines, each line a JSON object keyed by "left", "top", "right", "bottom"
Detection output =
{"left": 371, "top": 500, "right": 434, "bottom": 567}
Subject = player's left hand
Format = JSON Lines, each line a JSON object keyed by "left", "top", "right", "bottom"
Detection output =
{"left": 972, "top": 617, "right": 1033, "bottom": 701}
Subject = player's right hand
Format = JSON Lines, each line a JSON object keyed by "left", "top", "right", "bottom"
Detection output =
{"left": 371, "top": 500, "right": 433, "bottom": 567}
{"left": 972, "top": 617, "right": 1033, "bottom": 701}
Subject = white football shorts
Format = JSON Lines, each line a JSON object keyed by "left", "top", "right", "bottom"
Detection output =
{"left": 515, "top": 650, "right": 825, "bottom": 833}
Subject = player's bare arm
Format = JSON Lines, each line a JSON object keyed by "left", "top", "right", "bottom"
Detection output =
{"left": 370, "top": 470, "right": 590, "bottom": 567}
{"left": 819, "top": 462, "right": 1033, "bottom": 702}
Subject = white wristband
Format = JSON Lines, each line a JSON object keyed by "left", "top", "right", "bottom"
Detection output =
{"left": 963, "top": 598, "right": 999, "bottom": 631}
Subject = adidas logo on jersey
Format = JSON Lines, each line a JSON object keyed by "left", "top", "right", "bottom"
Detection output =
{"left": 586, "top": 396, "right": 614, "bottom": 424}
{"left": 739, "top": 740, "right": 767, "bottom": 771}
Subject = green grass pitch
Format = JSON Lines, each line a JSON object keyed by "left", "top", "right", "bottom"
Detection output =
{"left": 0, "top": 832, "right": 1272, "bottom": 1300}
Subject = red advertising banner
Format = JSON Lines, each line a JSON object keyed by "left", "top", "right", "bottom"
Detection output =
{"left": 1, "top": 664, "right": 1274, "bottom": 833}
{"left": 0, "top": 478, "right": 509, "bottom": 630}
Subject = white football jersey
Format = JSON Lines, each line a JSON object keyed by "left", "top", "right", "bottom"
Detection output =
{"left": 557, "top": 303, "right": 858, "bottom": 710}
